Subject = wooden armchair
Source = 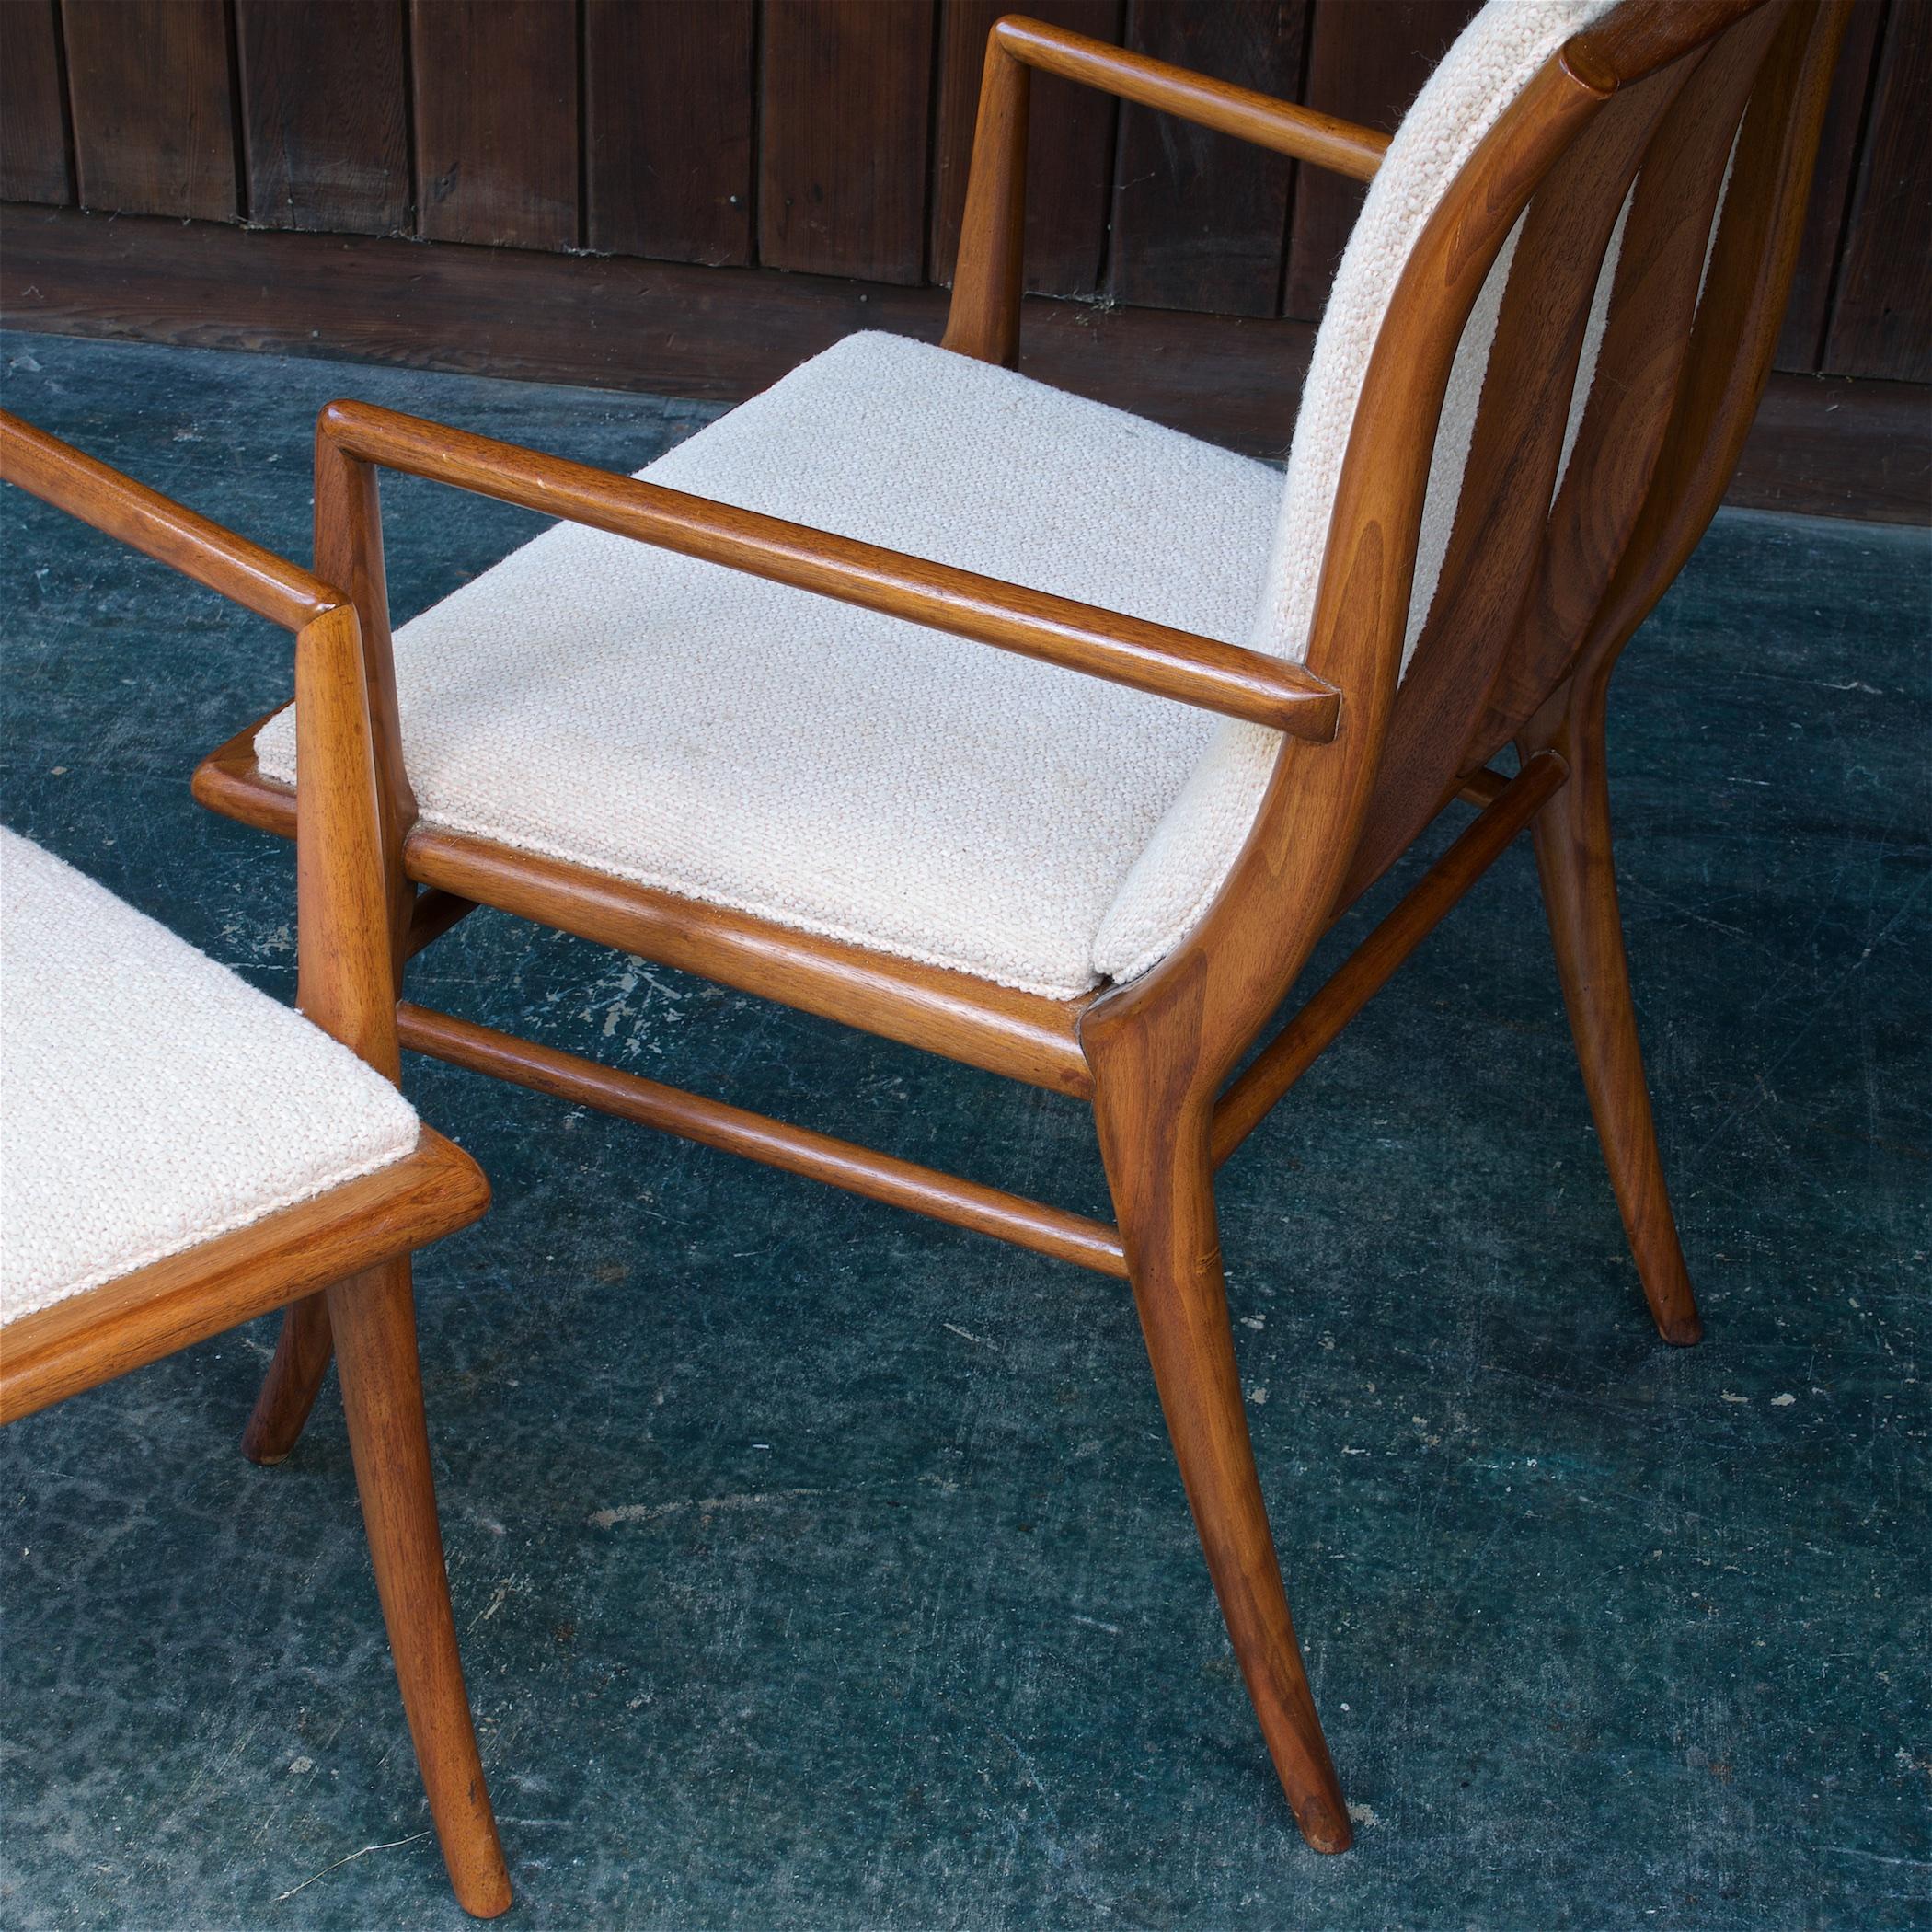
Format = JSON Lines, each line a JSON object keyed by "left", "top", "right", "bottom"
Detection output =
{"left": 0, "top": 418, "right": 511, "bottom": 1917}
{"left": 190, "top": 0, "right": 1849, "bottom": 1853}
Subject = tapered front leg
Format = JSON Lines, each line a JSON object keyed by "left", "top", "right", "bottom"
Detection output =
{"left": 1526, "top": 683, "right": 1702, "bottom": 1345}
{"left": 328, "top": 1259, "right": 511, "bottom": 1917}
{"left": 240, "top": 1294, "right": 334, "bottom": 1464}
{"left": 1094, "top": 1081, "right": 1351, "bottom": 1853}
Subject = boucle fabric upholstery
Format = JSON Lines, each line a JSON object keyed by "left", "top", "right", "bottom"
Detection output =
{"left": 257, "top": 0, "right": 1636, "bottom": 996}
{"left": 0, "top": 829, "right": 420, "bottom": 1324}
{"left": 1090, "top": 0, "right": 1622, "bottom": 983}
{"left": 258, "top": 332, "right": 1282, "bottom": 997}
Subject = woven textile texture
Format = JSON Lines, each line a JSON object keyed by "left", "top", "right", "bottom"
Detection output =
{"left": 0, "top": 829, "right": 420, "bottom": 1322}
{"left": 258, "top": 333, "right": 1282, "bottom": 997}
{"left": 259, "top": 0, "right": 1629, "bottom": 996}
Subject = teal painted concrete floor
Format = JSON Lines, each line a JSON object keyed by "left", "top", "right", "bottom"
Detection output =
{"left": 0, "top": 330, "right": 1926, "bottom": 1932}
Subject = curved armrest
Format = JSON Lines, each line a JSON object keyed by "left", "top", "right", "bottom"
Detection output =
{"left": 0, "top": 409, "right": 336, "bottom": 628}
{"left": 993, "top": 17, "right": 1388, "bottom": 179}
{"left": 0, "top": 408, "right": 400, "bottom": 1075}
{"left": 945, "top": 17, "right": 1385, "bottom": 365}
{"left": 320, "top": 398, "right": 1340, "bottom": 742}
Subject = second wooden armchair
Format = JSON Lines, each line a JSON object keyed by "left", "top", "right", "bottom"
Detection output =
{"left": 192, "top": 0, "right": 1850, "bottom": 1853}
{"left": 0, "top": 416, "right": 511, "bottom": 1915}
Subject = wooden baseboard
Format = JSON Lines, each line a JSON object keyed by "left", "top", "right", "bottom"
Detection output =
{"left": 2, "top": 206, "right": 1925, "bottom": 524}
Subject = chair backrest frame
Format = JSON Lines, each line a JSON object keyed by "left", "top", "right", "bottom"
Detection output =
{"left": 1083, "top": 0, "right": 1850, "bottom": 1081}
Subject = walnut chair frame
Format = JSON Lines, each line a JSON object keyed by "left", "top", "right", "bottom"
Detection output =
{"left": 190, "top": 0, "right": 1848, "bottom": 1855}
{"left": 0, "top": 416, "right": 512, "bottom": 1918}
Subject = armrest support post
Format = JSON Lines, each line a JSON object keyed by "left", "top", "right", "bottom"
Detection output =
{"left": 293, "top": 604, "right": 402, "bottom": 1079}
{"left": 940, "top": 33, "right": 1031, "bottom": 368}
{"left": 316, "top": 431, "right": 419, "bottom": 971}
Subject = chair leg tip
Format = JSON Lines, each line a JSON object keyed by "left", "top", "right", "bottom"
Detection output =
{"left": 1294, "top": 1796, "right": 1354, "bottom": 1854}
{"left": 238, "top": 1427, "right": 291, "bottom": 1466}
{"left": 453, "top": 1869, "right": 513, "bottom": 1919}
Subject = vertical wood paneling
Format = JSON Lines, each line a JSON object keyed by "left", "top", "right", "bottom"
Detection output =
{"left": 236, "top": 0, "right": 410, "bottom": 235}
{"left": 1106, "top": 0, "right": 1305, "bottom": 317}
{"left": 585, "top": 0, "right": 754, "bottom": 265}
{"left": 411, "top": 0, "right": 578, "bottom": 250}
{"left": 62, "top": 0, "right": 236, "bottom": 221}
{"left": 930, "top": 0, "right": 1120, "bottom": 297}
{"left": 1823, "top": 0, "right": 1932, "bottom": 382}
{"left": 1774, "top": 0, "right": 1885, "bottom": 372}
{"left": 1282, "top": 0, "right": 1478, "bottom": 319}
{"left": 759, "top": 0, "right": 937, "bottom": 284}
{"left": 6, "top": 0, "right": 1927, "bottom": 389}
{"left": 0, "top": 0, "right": 71, "bottom": 205}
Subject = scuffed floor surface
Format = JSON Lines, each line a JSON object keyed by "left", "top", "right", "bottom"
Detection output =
{"left": 0, "top": 330, "right": 1926, "bottom": 1932}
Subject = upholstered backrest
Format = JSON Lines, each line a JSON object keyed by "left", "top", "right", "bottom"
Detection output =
{"left": 1351, "top": 0, "right": 1796, "bottom": 898}
{"left": 1094, "top": 0, "right": 1819, "bottom": 983}
{"left": 1094, "top": 0, "right": 1624, "bottom": 981}
{"left": 1254, "top": 0, "right": 1625, "bottom": 677}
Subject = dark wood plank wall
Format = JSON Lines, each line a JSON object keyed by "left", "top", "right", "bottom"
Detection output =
{"left": 1106, "top": 1, "right": 1305, "bottom": 316}
{"left": 0, "top": 0, "right": 69, "bottom": 208}
{"left": 1820, "top": 0, "right": 1931, "bottom": 383}
{"left": 930, "top": 0, "right": 1120, "bottom": 295}
{"left": 1773, "top": 0, "right": 1885, "bottom": 369}
{"left": 0, "top": 0, "right": 1925, "bottom": 382}
{"left": 586, "top": 0, "right": 757, "bottom": 265}
{"left": 412, "top": 1, "right": 581, "bottom": 249}
{"left": 759, "top": 0, "right": 937, "bottom": 282}
{"left": 234, "top": 2, "right": 409, "bottom": 235}
{"left": 58, "top": 0, "right": 236, "bottom": 223}
{"left": 1282, "top": 0, "right": 1477, "bottom": 316}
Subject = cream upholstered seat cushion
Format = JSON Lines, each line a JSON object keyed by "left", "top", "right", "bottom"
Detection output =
{"left": 0, "top": 830, "right": 420, "bottom": 1324}
{"left": 258, "top": 0, "right": 1626, "bottom": 998}
{"left": 257, "top": 332, "right": 1283, "bottom": 998}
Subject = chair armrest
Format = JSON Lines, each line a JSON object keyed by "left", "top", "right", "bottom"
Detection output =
{"left": 0, "top": 408, "right": 402, "bottom": 1075}
{"left": 994, "top": 16, "right": 1388, "bottom": 179}
{"left": 0, "top": 408, "right": 336, "bottom": 630}
{"left": 319, "top": 398, "right": 1340, "bottom": 742}
{"left": 945, "top": 17, "right": 1385, "bottom": 364}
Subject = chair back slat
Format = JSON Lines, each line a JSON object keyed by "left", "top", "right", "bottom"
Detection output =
{"left": 1337, "top": 50, "right": 1697, "bottom": 903}
{"left": 1321, "top": 1, "right": 1849, "bottom": 915}
{"left": 1095, "top": 17, "right": 1614, "bottom": 1033}
{"left": 1465, "top": 0, "right": 1786, "bottom": 759}
{"left": 1484, "top": 0, "right": 1846, "bottom": 755}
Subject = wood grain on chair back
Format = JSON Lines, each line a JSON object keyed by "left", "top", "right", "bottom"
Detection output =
{"left": 1093, "top": 0, "right": 1846, "bottom": 1067}
{"left": 1341, "top": 0, "right": 1849, "bottom": 904}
